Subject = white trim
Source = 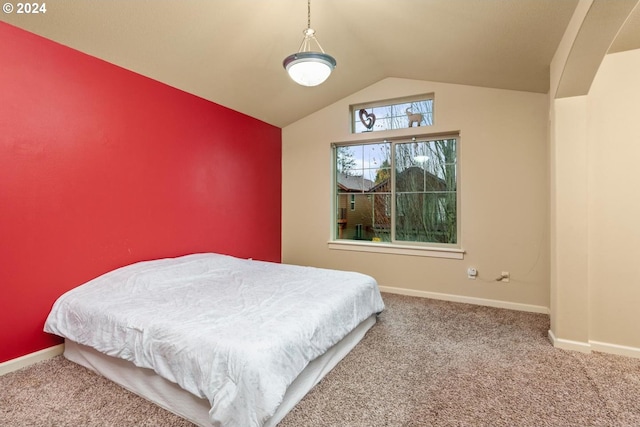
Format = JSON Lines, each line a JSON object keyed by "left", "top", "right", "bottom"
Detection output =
{"left": 0, "top": 344, "right": 65, "bottom": 376}
{"left": 589, "top": 340, "right": 640, "bottom": 359}
{"left": 328, "top": 241, "right": 465, "bottom": 259}
{"left": 379, "top": 285, "right": 549, "bottom": 314}
{"left": 547, "top": 330, "right": 591, "bottom": 353}
{"left": 547, "top": 332, "right": 640, "bottom": 358}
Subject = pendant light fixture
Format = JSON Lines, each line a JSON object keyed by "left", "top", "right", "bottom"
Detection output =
{"left": 283, "top": 0, "right": 336, "bottom": 87}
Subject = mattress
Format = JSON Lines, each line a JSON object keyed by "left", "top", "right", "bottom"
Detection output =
{"left": 44, "top": 253, "right": 385, "bottom": 426}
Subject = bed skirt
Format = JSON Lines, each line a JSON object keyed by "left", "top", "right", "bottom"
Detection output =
{"left": 64, "top": 313, "right": 377, "bottom": 426}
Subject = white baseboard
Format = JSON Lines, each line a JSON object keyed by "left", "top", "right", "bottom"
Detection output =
{"left": 0, "top": 344, "right": 65, "bottom": 376}
{"left": 547, "top": 330, "right": 640, "bottom": 359}
{"left": 378, "top": 285, "right": 549, "bottom": 314}
{"left": 547, "top": 329, "right": 591, "bottom": 353}
{"left": 589, "top": 340, "right": 640, "bottom": 359}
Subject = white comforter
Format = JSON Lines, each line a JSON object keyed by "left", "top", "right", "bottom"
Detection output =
{"left": 44, "top": 253, "right": 384, "bottom": 427}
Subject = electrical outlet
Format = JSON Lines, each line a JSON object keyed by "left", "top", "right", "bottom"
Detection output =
{"left": 467, "top": 267, "right": 477, "bottom": 279}
{"left": 501, "top": 271, "right": 510, "bottom": 282}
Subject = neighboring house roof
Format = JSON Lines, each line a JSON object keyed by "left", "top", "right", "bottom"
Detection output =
{"left": 338, "top": 168, "right": 448, "bottom": 193}
{"left": 337, "top": 172, "right": 375, "bottom": 192}
{"left": 369, "top": 167, "right": 448, "bottom": 193}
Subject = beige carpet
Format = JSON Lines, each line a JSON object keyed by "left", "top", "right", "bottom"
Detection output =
{"left": 2, "top": 293, "right": 639, "bottom": 426}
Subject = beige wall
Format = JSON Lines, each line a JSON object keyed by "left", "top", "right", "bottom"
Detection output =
{"left": 549, "top": 0, "right": 640, "bottom": 356}
{"left": 550, "top": 51, "right": 640, "bottom": 353}
{"left": 550, "top": 96, "right": 590, "bottom": 344}
{"left": 282, "top": 78, "right": 549, "bottom": 311}
{"left": 587, "top": 49, "right": 640, "bottom": 350}
{"left": 548, "top": 0, "right": 593, "bottom": 351}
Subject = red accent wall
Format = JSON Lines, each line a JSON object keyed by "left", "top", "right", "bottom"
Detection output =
{"left": 0, "top": 22, "right": 282, "bottom": 363}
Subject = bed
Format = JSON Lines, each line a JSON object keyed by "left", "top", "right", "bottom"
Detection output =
{"left": 44, "top": 253, "right": 385, "bottom": 426}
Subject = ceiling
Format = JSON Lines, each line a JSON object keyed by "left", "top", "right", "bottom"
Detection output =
{"left": 2, "top": 0, "right": 640, "bottom": 127}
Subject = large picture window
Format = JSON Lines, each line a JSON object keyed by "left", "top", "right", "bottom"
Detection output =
{"left": 334, "top": 135, "right": 458, "bottom": 246}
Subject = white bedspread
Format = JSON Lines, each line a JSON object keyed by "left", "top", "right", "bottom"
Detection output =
{"left": 44, "top": 253, "right": 385, "bottom": 427}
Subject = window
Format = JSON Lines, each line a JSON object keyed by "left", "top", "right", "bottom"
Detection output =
{"left": 334, "top": 135, "right": 458, "bottom": 247}
{"left": 351, "top": 95, "right": 434, "bottom": 134}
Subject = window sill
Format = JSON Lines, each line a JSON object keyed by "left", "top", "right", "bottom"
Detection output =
{"left": 327, "top": 240, "right": 465, "bottom": 259}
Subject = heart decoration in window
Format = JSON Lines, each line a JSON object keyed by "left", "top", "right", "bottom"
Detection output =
{"left": 359, "top": 109, "right": 376, "bottom": 130}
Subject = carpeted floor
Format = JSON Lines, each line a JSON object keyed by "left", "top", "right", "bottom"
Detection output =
{"left": 2, "top": 292, "right": 639, "bottom": 426}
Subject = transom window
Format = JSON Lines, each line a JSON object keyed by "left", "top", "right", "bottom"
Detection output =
{"left": 351, "top": 94, "right": 434, "bottom": 134}
{"left": 334, "top": 135, "right": 458, "bottom": 246}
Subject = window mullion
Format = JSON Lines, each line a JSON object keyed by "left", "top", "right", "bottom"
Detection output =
{"left": 390, "top": 141, "right": 397, "bottom": 243}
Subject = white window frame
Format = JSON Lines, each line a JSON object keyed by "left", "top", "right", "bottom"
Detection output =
{"left": 330, "top": 133, "right": 464, "bottom": 259}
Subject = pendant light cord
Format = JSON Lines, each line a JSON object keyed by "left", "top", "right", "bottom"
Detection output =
{"left": 298, "top": 0, "right": 326, "bottom": 54}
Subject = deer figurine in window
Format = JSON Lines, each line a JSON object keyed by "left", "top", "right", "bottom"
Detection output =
{"left": 406, "top": 108, "right": 423, "bottom": 127}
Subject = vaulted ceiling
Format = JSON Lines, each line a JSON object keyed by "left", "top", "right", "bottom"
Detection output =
{"left": 2, "top": 0, "right": 639, "bottom": 127}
